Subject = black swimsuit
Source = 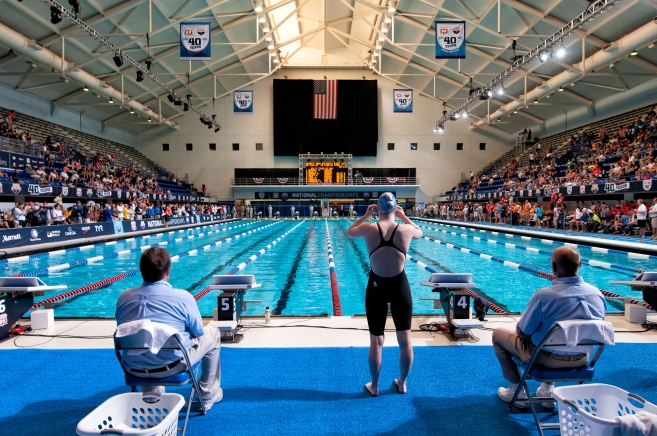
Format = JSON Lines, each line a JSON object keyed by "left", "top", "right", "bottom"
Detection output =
{"left": 365, "top": 224, "right": 413, "bottom": 336}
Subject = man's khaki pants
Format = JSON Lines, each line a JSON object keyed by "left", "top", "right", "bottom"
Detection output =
{"left": 492, "top": 328, "right": 587, "bottom": 384}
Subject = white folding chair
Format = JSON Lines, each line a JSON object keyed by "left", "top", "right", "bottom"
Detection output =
{"left": 509, "top": 320, "right": 613, "bottom": 436}
{"left": 114, "top": 322, "right": 206, "bottom": 436}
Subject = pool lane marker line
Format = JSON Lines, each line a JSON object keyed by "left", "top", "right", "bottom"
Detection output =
{"left": 30, "top": 222, "right": 283, "bottom": 310}
{"left": 417, "top": 219, "right": 657, "bottom": 261}
{"left": 405, "top": 254, "right": 507, "bottom": 314}
{"left": 325, "top": 220, "right": 343, "bottom": 316}
{"left": 2, "top": 220, "right": 254, "bottom": 264}
{"left": 420, "top": 233, "right": 654, "bottom": 311}
{"left": 415, "top": 224, "right": 644, "bottom": 275}
{"left": 194, "top": 220, "right": 306, "bottom": 302}
{"left": 170, "top": 221, "right": 283, "bottom": 261}
{"left": 12, "top": 221, "right": 268, "bottom": 277}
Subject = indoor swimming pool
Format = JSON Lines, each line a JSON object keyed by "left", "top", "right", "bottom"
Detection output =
{"left": 7, "top": 218, "right": 653, "bottom": 318}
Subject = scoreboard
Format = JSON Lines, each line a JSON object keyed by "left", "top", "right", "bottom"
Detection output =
{"left": 305, "top": 161, "right": 346, "bottom": 184}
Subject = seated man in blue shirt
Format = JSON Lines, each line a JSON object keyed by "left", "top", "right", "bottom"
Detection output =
{"left": 492, "top": 246, "right": 606, "bottom": 409}
{"left": 116, "top": 247, "right": 223, "bottom": 412}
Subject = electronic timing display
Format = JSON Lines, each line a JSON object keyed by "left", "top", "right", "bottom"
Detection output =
{"left": 305, "top": 161, "right": 346, "bottom": 184}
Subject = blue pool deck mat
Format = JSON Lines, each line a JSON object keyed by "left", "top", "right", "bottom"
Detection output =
{"left": 414, "top": 218, "right": 657, "bottom": 255}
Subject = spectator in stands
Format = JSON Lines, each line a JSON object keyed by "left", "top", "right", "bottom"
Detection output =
{"left": 12, "top": 203, "right": 26, "bottom": 228}
{"left": 51, "top": 203, "right": 64, "bottom": 225}
{"left": 493, "top": 247, "right": 606, "bottom": 409}
{"left": 636, "top": 199, "right": 648, "bottom": 238}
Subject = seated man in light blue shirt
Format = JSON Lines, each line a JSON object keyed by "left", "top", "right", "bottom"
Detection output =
{"left": 492, "top": 246, "right": 606, "bottom": 409}
{"left": 116, "top": 247, "right": 223, "bottom": 412}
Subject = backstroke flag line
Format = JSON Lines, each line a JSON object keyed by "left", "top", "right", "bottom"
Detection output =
{"left": 313, "top": 80, "right": 338, "bottom": 119}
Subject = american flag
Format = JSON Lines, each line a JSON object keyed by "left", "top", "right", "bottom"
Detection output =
{"left": 313, "top": 80, "right": 338, "bottom": 119}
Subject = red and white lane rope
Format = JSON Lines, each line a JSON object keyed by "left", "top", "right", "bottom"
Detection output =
{"left": 325, "top": 220, "right": 343, "bottom": 316}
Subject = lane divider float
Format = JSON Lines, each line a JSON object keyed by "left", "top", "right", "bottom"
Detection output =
{"left": 420, "top": 233, "right": 654, "bottom": 311}
{"left": 194, "top": 220, "right": 306, "bottom": 301}
{"left": 415, "top": 223, "right": 644, "bottom": 275}
{"left": 406, "top": 254, "right": 507, "bottom": 314}
{"left": 325, "top": 220, "right": 343, "bottom": 316}
{"left": 30, "top": 222, "right": 281, "bottom": 309}
{"left": 1, "top": 220, "right": 249, "bottom": 264}
{"left": 12, "top": 221, "right": 262, "bottom": 277}
{"left": 416, "top": 219, "right": 657, "bottom": 262}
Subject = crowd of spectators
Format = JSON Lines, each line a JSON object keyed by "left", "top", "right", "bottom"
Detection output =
{"left": 6, "top": 201, "right": 241, "bottom": 229}
{"left": 452, "top": 106, "right": 657, "bottom": 197}
{"left": 419, "top": 196, "right": 657, "bottom": 239}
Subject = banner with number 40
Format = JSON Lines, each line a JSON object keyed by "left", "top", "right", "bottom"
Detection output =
{"left": 435, "top": 21, "right": 466, "bottom": 59}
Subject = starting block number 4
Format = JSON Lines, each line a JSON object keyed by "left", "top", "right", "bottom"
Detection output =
{"left": 449, "top": 292, "right": 471, "bottom": 320}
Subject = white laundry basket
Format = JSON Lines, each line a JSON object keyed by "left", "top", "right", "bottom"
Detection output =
{"left": 77, "top": 393, "right": 185, "bottom": 436}
{"left": 552, "top": 383, "right": 657, "bottom": 436}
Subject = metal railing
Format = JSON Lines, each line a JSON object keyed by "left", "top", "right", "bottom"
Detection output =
{"left": 232, "top": 177, "right": 421, "bottom": 186}
{"left": 0, "top": 136, "right": 45, "bottom": 157}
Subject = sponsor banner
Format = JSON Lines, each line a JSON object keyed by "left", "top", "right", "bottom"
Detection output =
{"left": 9, "top": 151, "right": 45, "bottom": 169}
{"left": 180, "top": 22, "right": 211, "bottom": 61}
{"left": 0, "top": 222, "right": 113, "bottom": 249}
{"left": 0, "top": 214, "right": 224, "bottom": 249}
{"left": 121, "top": 214, "right": 217, "bottom": 233}
{"left": 0, "top": 151, "right": 10, "bottom": 168}
{"left": 435, "top": 21, "right": 466, "bottom": 59}
{"left": 0, "top": 181, "right": 200, "bottom": 201}
{"left": 255, "top": 191, "right": 395, "bottom": 199}
{"left": 234, "top": 90, "right": 253, "bottom": 114}
{"left": 393, "top": 89, "right": 413, "bottom": 113}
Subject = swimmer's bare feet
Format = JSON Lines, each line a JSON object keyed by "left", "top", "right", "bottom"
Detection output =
{"left": 394, "top": 379, "right": 407, "bottom": 394}
{"left": 365, "top": 382, "right": 379, "bottom": 397}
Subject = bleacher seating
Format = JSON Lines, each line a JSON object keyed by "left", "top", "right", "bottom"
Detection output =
{"left": 5, "top": 109, "right": 170, "bottom": 178}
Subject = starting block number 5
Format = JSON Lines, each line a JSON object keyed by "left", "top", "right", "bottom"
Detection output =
{"left": 217, "top": 293, "right": 236, "bottom": 322}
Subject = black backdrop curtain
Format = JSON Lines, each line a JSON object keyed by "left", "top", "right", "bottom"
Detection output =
{"left": 273, "top": 80, "right": 378, "bottom": 156}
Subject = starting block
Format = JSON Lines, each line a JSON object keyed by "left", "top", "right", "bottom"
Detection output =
{"left": 209, "top": 275, "right": 261, "bottom": 342}
{"left": 420, "top": 273, "right": 483, "bottom": 339}
{"left": 610, "top": 272, "right": 657, "bottom": 324}
{"left": 0, "top": 277, "right": 67, "bottom": 341}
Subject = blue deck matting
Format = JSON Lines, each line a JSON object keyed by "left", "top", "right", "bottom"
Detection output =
{"left": 1, "top": 344, "right": 656, "bottom": 435}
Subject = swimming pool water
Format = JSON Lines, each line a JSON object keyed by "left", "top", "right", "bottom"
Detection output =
{"left": 11, "top": 219, "right": 653, "bottom": 318}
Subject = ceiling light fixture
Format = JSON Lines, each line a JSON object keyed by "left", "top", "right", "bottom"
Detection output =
{"left": 258, "top": 15, "right": 266, "bottom": 23}
{"left": 534, "top": 99, "right": 538, "bottom": 104}
{"left": 167, "top": 94, "right": 174, "bottom": 103}
{"left": 129, "top": 109, "right": 134, "bottom": 114}
{"left": 136, "top": 70, "right": 144, "bottom": 82}
{"left": 112, "top": 53, "right": 123, "bottom": 67}
{"left": 513, "top": 109, "right": 518, "bottom": 114}
{"left": 462, "top": 110, "right": 469, "bottom": 118}
{"left": 50, "top": 6, "right": 62, "bottom": 24}
{"left": 384, "top": 15, "right": 392, "bottom": 23}
{"left": 262, "top": 24, "right": 270, "bottom": 33}
{"left": 108, "top": 98, "right": 113, "bottom": 104}
{"left": 388, "top": 0, "right": 396, "bottom": 13}
{"left": 381, "top": 23, "right": 389, "bottom": 33}
{"left": 558, "top": 86, "right": 564, "bottom": 92}
{"left": 83, "top": 86, "right": 89, "bottom": 92}
{"left": 630, "top": 49, "right": 638, "bottom": 56}
{"left": 556, "top": 44, "right": 566, "bottom": 58}
{"left": 147, "top": 117, "right": 152, "bottom": 122}
{"left": 254, "top": 0, "right": 263, "bottom": 13}
{"left": 539, "top": 50, "right": 551, "bottom": 62}
{"left": 497, "top": 84, "right": 505, "bottom": 95}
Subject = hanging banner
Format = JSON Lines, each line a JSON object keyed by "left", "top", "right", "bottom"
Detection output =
{"left": 435, "top": 21, "right": 466, "bottom": 59}
{"left": 393, "top": 89, "right": 413, "bottom": 113}
{"left": 180, "top": 22, "right": 211, "bottom": 61}
{"left": 234, "top": 90, "right": 253, "bottom": 114}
